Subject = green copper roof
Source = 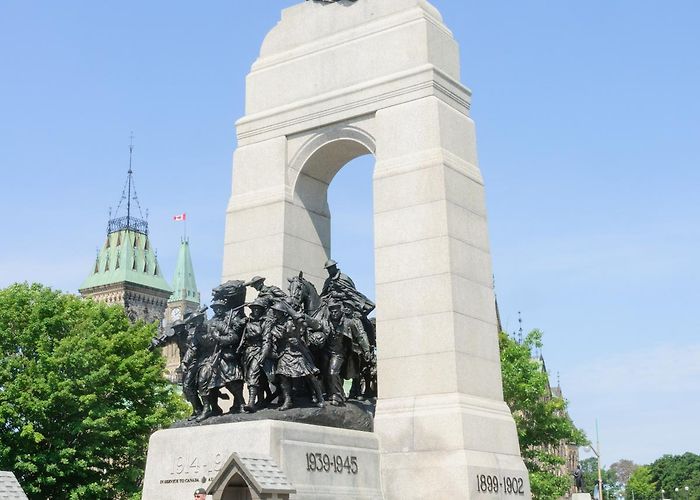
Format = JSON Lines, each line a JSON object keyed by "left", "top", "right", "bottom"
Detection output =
{"left": 169, "top": 239, "right": 200, "bottom": 304}
{"left": 79, "top": 229, "right": 172, "bottom": 293}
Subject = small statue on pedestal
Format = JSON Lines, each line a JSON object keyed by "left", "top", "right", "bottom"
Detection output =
{"left": 573, "top": 464, "right": 584, "bottom": 493}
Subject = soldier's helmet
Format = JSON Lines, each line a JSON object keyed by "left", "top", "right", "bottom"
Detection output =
{"left": 270, "top": 301, "right": 289, "bottom": 314}
{"left": 244, "top": 275, "right": 265, "bottom": 287}
{"left": 324, "top": 259, "right": 338, "bottom": 269}
{"left": 171, "top": 319, "right": 186, "bottom": 330}
{"left": 186, "top": 309, "right": 206, "bottom": 325}
{"left": 249, "top": 298, "right": 267, "bottom": 310}
{"left": 211, "top": 299, "right": 227, "bottom": 311}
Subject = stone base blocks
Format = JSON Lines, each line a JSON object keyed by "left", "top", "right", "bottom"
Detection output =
{"left": 141, "top": 421, "right": 383, "bottom": 500}
{"left": 222, "top": 0, "right": 531, "bottom": 498}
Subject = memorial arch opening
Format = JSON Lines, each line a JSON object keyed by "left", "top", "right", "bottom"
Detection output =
{"left": 290, "top": 128, "right": 376, "bottom": 291}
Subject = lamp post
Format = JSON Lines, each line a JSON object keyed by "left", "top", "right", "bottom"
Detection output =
{"left": 584, "top": 443, "right": 603, "bottom": 500}
{"left": 684, "top": 486, "right": 689, "bottom": 500}
{"left": 661, "top": 488, "right": 665, "bottom": 500}
{"left": 584, "top": 420, "right": 604, "bottom": 500}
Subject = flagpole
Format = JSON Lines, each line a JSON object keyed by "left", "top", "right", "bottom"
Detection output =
{"left": 173, "top": 213, "right": 187, "bottom": 241}
{"left": 596, "top": 419, "right": 603, "bottom": 500}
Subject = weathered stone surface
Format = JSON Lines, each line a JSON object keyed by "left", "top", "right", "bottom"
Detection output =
{"left": 142, "top": 420, "right": 383, "bottom": 500}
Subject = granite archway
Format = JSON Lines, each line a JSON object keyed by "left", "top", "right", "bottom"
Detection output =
{"left": 222, "top": 1, "right": 531, "bottom": 498}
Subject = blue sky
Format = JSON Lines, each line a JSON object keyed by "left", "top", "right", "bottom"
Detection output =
{"left": 1, "top": 1, "right": 698, "bottom": 467}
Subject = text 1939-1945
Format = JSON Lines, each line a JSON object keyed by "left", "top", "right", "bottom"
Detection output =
{"left": 305, "top": 452, "right": 358, "bottom": 475}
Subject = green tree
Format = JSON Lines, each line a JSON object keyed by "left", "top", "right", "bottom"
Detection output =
{"left": 649, "top": 453, "right": 700, "bottom": 500}
{"left": 627, "top": 466, "right": 657, "bottom": 500}
{"left": 0, "top": 283, "right": 188, "bottom": 499}
{"left": 580, "top": 457, "right": 600, "bottom": 494}
{"left": 579, "top": 457, "right": 621, "bottom": 500}
{"left": 500, "top": 329, "right": 587, "bottom": 500}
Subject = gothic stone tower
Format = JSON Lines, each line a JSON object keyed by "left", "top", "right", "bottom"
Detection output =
{"left": 79, "top": 145, "right": 171, "bottom": 324}
{"left": 162, "top": 238, "right": 201, "bottom": 381}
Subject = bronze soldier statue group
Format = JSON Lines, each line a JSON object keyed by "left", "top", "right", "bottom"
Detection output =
{"left": 152, "top": 260, "right": 377, "bottom": 422}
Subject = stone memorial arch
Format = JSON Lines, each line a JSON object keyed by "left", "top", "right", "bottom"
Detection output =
{"left": 223, "top": 1, "right": 531, "bottom": 498}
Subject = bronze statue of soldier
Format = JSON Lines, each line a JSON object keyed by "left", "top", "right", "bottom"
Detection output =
{"left": 262, "top": 302, "right": 324, "bottom": 411}
{"left": 361, "top": 318, "right": 378, "bottom": 399}
{"left": 306, "top": 300, "right": 371, "bottom": 406}
{"left": 239, "top": 298, "right": 272, "bottom": 413}
{"left": 343, "top": 302, "right": 375, "bottom": 400}
{"left": 244, "top": 275, "right": 287, "bottom": 307}
{"left": 320, "top": 259, "right": 375, "bottom": 347}
{"left": 320, "top": 259, "right": 376, "bottom": 400}
{"left": 181, "top": 311, "right": 206, "bottom": 420}
{"left": 195, "top": 300, "right": 246, "bottom": 421}
{"left": 148, "top": 316, "right": 188, "bottom": 366}
{"left": 244, "top": 274, "right": 290, "bottom": 337}
{"left": 321, "top": 259, "right": 375, "bottom": 317}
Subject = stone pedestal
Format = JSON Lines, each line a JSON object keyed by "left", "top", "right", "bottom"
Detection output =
{"left": 573, "top": 493, "right": 593, "bottom": 500}
{"left": 141, "top": 420, "right": 382, "bottom": 500}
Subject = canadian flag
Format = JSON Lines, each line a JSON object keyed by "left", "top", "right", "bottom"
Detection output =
{"left": 173, "top": 213, "right": 186, "bottom": 221}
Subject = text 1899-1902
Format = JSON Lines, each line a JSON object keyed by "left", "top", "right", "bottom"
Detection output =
{"left": 475, "top": 474, "right": 525, "bottom": 495}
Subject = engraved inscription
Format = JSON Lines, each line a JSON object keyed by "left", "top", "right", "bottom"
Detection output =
{"left": 475, "top": 473, "right": 526, "bottom": 495}
{"left": 469, "top": 466, "right": 529, "bottom": 497}
{"left": 305, "top": 452, "right": 359, "bottom": 475}
{"left": 159, "top": 452, "right": 224, "bottom": 485}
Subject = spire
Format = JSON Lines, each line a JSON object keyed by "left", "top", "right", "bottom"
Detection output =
{"left": 169, "top": 238, "right": 200, "bottom": 304}
{"left": 107, "top": 133, "right": 148, "bottom": 235}
{"left": 494, "top": 295, "right": 503, "bottom": 334}
{"left": 493, "top": 274, "right": 503, "bottom": 334}
{"left": 127, "top": 132, "right": 134, "bottom": 229}
{"left": 79, "top": 135, "right": 171, "bottom": 296}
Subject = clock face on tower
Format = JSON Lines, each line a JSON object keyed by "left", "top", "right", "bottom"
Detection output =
{"left": 170, "top": 307, "right": 181, "bottom": 321}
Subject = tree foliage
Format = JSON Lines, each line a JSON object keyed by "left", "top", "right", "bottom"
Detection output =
{"left": 580, "top": 457, "right": 601, "bottom": 494}
{"left": 579, "top": 457, "right": 622, "bottom": 500}
{"left": 649, "top": 453, "right": 700, "bottom": 500}
{"left": 500, "top": 329, "right": 587, "bottom": 500}
{"left": 0, "top": 283, "right": 188, "bottom": 499}
{"left": 627, "top": 466, "right": 657, "bottom": 500}
{"left": 588, "top": 453, "right": 700, "bottom": 500}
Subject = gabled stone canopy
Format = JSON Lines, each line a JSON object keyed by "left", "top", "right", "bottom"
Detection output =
{"left": 0, "top": 471, "right": 28, "bottom": 499}
{"left": 207, "top": 453, "right": 295, "bottom": 500}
